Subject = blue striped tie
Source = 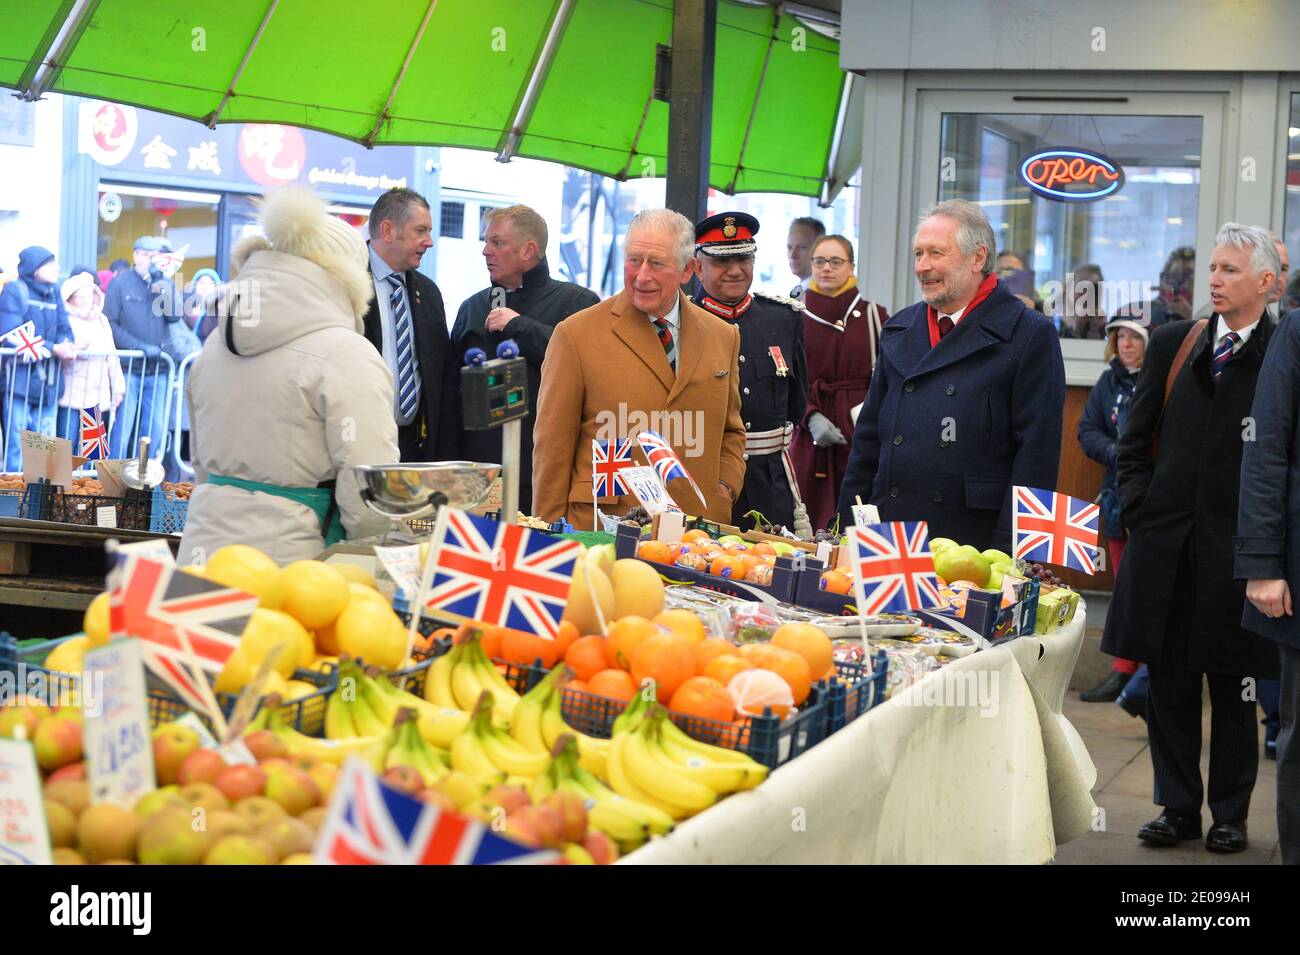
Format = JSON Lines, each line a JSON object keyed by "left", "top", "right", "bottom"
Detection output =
{"left": 387, "top": 274, "right": 420, "bottom": 422}
{"left": 1212, "top": 331, "right": 1239, "bottom": 383}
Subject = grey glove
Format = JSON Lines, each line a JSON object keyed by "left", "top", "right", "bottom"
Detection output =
{"left": 808, "top": 411, "right": 846, "bottom": 448}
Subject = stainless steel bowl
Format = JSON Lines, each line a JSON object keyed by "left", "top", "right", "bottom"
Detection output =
{"left": 353, "top": 462, "right": 501, "bottom": 519}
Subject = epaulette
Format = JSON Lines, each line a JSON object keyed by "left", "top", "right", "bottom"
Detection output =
{"left": 753, "top": 290, "right": 808, "bottom": 313}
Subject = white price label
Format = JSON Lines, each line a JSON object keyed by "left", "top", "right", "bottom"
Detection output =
{"left": 852, "top": 503, "right": 880, "bottom": 529}
{"left": 96, "top": 506, "right": 117, "bottom": 528}
{"left": 0, "top": 739, "right": 52, "bottom": 865}
{"left": 83, "top": 639, "right": 156, "bottom": 809}
{"left": 622, "top": 466, "right": 679, "bottom": 517}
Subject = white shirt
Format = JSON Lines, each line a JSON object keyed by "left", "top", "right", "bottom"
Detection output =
{"left": 940, "top": 300, "right": 973, "bottom": 327}
{"left": 649, "top": 294, "right": 682, "bottom": 369}
{"left": 368, "top": 244, "right": 421, "bottom": 425}
{"left": 1215, "top": 314, "right": 1260, "bottom": 355}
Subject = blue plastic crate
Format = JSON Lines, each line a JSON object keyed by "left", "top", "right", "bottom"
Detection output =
{"left": 0, "top": 488, "right": 22, "bottom": 518}
{"left": 823, "top": 650, "right": 889, "bottom": 734}
{"left": 149, "top": 487, "right": 189, "bottom": 534}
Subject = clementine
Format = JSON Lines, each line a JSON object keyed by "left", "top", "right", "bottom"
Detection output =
{"left": 669, "top": 676, "right": 735, "bottom": 723}
{"left": 692, "top": 637, "right": 738, "bottom": 674}
{"left": 653, "top": 609, "right": 707, "bottom": 646}
{"left": 480, "top": 625, "right": 505, "bottom": 660}
{"left": 753, "top": 645, "right": 812, "bottom": 705}
{"left": 630, "top": 632, "right": 695, "bottom": 703}
{"left": 564, "top": 635, "right": 610, "bottom": 682}
{"left": 605, "top": 615, "right": 660, "bottom": 670}
{"left": 552, "top": 620, "right": 581, "bottom": 658}
{"left": 499, "top": 628, "right": 561, "bottom": 669}
{"left": 771, "top": 623, "right": 834, "bottom": 681}
{"left": 703, "top": 654, "right": 754, "bottom": 685}
{"left": 728, "top": 667, "right": 795, "bottom": 719}
{"left": 587, "top": 668, "right": 638, "bottom": 702}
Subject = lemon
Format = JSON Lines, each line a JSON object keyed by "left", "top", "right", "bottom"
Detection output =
{"left": 347, "top": 582, "right": 387, "bottom": 606}
{"left": 335, "top": 600, "right": 407, "bottom": 670}
{"left": 214, "top": 649, "right": 253, "bottom": 694}
{"left": 83, "top": 593, "right": 111, "bottom": 647}
{"left": 331, "top": 562, "right": 378, "bottom": 590}
{"left": 240, "top": 608, "right": 311, "bottom": 678}
{"left": 205, "top": 545, "right": 284, "bottom": 610}
{"left": 279, "top": 561, "right": 349, "bottom": 630}
{"left": 44, "top": 636, "right": 90, "bottom": 674}
{"left": 283, "top": 680, "right": 318, "bottom": 701}
{"left": 262, "top": 670, "right": 290, "bottom": 700}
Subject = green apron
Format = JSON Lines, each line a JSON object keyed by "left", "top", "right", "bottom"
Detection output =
{"left": 206, "top": 474, "right": 344, "bottom": 546}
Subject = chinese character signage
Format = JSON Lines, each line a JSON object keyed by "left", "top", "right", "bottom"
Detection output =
{"left": 76, "top": 100, "right": 412, "bottom": 197}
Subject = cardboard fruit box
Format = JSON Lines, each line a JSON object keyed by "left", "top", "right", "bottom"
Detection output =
{"left": 918, "top": 577, "right": 1041, "bottom": 642}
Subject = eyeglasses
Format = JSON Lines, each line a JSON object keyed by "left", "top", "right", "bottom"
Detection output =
{"left": 811, "top": 257, "right": 848, "bottom": 269}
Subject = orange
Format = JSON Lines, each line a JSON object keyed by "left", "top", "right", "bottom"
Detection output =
{"left": 692, "top": 637, "right": 738, "bottom": 674}
{"left": 587, "top": 669, "right": 638, "bottom": 703}
{"left": 630, "top": 632, "right": 695, "bottom": 703}
{"left": 681, "top": 529, "right": 711, "bottom": 544}
{"left": 480, "top": 625, "right": 505, "bottom": 660}
{"left": 819, "top": 569, "right": 853, "bottom": 595}
{"left": 636, "top": 541, "right": 673, "bottom": 564}
{"left": 771, "top": 623, "right": 834, "bottom": 681}
{"left": 753, "top": 645, "right": 812, "bottom": 705}
{"left": 749, "top": 542, "right": 775, "bottom": 557}
{"left": 708, "top": 555, "right": 744, "bottom": 579}
{"left": 552, "top": 620, "right": 580, "bottom": 659}
{"left": 670, "top": 676, "right": 735, "bottom": 723}
{"left": 564, "top": 635, "right": 610, "bottom": 682}
{"left": 605, "top": 615, "right": 660, "bottom": 670}
{"left": 567, "top": 678, "right": 590, "bottom": 694}
{"left": 728, "top": 668, "right": 794, "bottom": 719}
{"left": 499, "top": 628, "right": 561, "bottom": 669}
{"left": 703, "top": 654, "right": 754, "bottom": 685}
{"left": 653, "top": 609, "right": 707, "bottom": 646}
{"left": 737, "top": 642, "right": 780, "bottom": 666}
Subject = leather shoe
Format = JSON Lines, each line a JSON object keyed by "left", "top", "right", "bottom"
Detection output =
{"left": 1206, "top": 820, "right": 1248, "bottom": 853}
{"left": 1081, "top": 671, "right": 1131, "bottom": 703}
{"left": 1138, "top": 809, "right": 1202, "bottom": 846}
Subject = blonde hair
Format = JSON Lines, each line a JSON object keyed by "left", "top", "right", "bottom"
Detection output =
{"left": 484, "top": 204, "right": 548, "bottom": 257}
{"left": 1104, "top": 327, "right": 1146, "bottom": 367}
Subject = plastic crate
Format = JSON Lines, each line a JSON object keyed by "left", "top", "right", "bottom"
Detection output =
{"left": 51, "top": 490, "right": 152, "bottom": 531}
{"left": 823, "top": 650, "right": 889, "bottom": 733}
{"left": 0, "top": 488, "right": 22, "bottom": 518}
{"left": 149, "top": 487, "right": 189, "bottom": 534}
{"left": 1, "top": 634, "right": 337, "bottom": 736}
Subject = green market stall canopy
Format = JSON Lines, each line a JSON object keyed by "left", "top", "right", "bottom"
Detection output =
{"left": 2, "top": 0, "right": 861, "bottom": 200}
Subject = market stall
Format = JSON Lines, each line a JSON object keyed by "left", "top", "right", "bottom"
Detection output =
{"left": 622, "top": 611, "right": 1093, "bottom": 865}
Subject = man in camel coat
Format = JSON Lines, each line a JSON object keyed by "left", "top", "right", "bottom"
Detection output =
{"left": 532, "top": 208, "right": 746, "bottom": 528}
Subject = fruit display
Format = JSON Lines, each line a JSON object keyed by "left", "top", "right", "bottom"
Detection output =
{"left": 634, "top": 526, "right": 801, "bottom": 585}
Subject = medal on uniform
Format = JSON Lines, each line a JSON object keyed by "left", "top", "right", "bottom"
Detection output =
{"left": 768, "top": 345, "right": 789, "bottom": 377}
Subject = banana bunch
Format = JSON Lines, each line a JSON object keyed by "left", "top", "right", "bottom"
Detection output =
{"left": 452, "top": 691, "right": 549, "bottom": 784}
{"left": 531, "top": 736, "right": 673, "bottom": 852}
{"left": 382, "top": 709, "right": 450, "bottom": 786}
{"left": 606, "top": 703, "right": 768, "bottom": 822}
{"left": 262, "top": 705, "right": 383, "bottom": 766}
{"left": 352, "top": 662, "right": 472, "bottom": 748}
{"left": 511, "top": 665, "right": 610, "bottom": 781}
{"left": 424, "top": 629, "right": 519, "bottom": 724}
{"left": 325, "top": 666, "right": 390, "bottom": 739}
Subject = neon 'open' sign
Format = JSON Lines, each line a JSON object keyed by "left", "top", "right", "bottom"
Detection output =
{"left": 1018, "top": 148, "right": 1125, "bottom": 202}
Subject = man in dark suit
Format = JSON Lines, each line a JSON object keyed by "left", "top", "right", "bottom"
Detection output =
{"left": 835, "top": 200, "right": 1064, "bottom": 551}
{"left": 451, "top": 205, "right": 598, "bottom": 515}
{"left": 1105, "top": 224, "right": 1281, "bottom": 853}
{"left": 363, "top": 188, "right": 460, "bottom": 461}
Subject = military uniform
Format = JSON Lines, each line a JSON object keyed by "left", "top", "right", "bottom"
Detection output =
{"left": 692, "top": 212, "right": 809, "bottom": 532}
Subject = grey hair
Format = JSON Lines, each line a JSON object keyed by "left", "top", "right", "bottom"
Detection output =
{"left": 627, "top": 208, "right": 695, "bottom": 269}
{"left": 1215, "top": 222, "right": 1281, "bottom": 278}
{"left": 368, "top": 187, "right": 430, "bottom": 240}
{"left": 918, "top": 199, "right": 997, "bottom": 276}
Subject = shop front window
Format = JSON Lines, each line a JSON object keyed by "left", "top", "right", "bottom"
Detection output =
{"left": 1283, "top": 95, "right": 1300, "bottom": 311}
{"left": 939, "top": 113, "right": 1203, "bottom": 340}
{"left": 96, "top": 185, "right": 219, "bottom": 288}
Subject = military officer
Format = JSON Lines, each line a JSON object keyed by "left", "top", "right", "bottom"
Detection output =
{"left": 691, "top": 212, "right": 810, "bottom": 536}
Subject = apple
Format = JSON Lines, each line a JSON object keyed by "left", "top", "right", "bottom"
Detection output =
{"left": 582, "top": 830, "right": 619, "bottom": 865}
{"left": 381, "top": 766, "right": 423, "bottom": 796}
{"left": 414, "top": 788, "right": 458, "bottom": 812}
{"left": 178, "top": 749, "right": 227, "bottom": 786}
{"left": 933, "top": 548, "right": 991, "bottom": 588}
{"left": 47, "top": 761, "right": 86, "bottom": 783}
{"left": 179, "top": 782, "right": 230, "bottom": 814}
{"left": 523, "top": 803, "right": 566, "bottom": 849}
{"left": 770, "top": 541, "right": 797, "bottom": 557}
{"left": 244, "top": 730, "right": 289, "bottom": 762}
{"left": 543, "top": 791, "right": 588, "bottom": 843}
{"left": 981, "top": 548, "right": 1013, "bottom": 567}
{"left": 133, "top": 785, "right": 185, "bottom": 818}
{"left": 0, "top": 703, "right": 49, "bottom": 739}
{"left": 33, "top": 713, "right": 83, "bottom": 771}
{"left": 929, "top": 537, "right": 957, "bottom": 555}
{"left": 214, "top": 764, "right": 267, "bottom": 802}
{"left": 152, "top": 724, "right": 201, "bottom": 785}
{"left": 987, "top": 561, "right": 1016, "bottom": 590}
{"left": 232, "top": 795, "right": 286, "bottom": 827}
{"left": 485, "top": 784, "right": 531, "bottom": 817}
{"left": 203, "top": 834, "right": 275, "bottom": 865}
{"left": 306, "top": 761, "right": 339, "bottom": 800}
{"left": 264, "top": 764, "right": 321, "bottom": 815}
{"left": 137, "top": 807, "right": 212, "bottom": 865}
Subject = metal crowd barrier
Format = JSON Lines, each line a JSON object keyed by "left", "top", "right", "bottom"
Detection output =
{"left": 170, "top": 351, "right": 199, "bottom": 481}
{"left": 0, "top": 347, "right": 176, "bottom": 473}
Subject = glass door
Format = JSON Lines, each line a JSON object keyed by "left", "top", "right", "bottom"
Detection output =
{"left": 914, "top": 89, "right": 1225, "bottom": 380}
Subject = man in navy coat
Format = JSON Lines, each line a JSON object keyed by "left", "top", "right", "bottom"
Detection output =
{"left": 836, "top": 200, "right": 1064, "bottom": 551}
{"left": 1237, "top": 301, "right": 1300, "bottom": 864}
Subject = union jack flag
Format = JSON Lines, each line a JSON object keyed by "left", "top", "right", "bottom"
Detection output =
{"left": 1012, "top": 485, "right": 1100, "bottom": 574}
{"left": 636, "top": 429, "right": 707, "bottom": 510}
{"left": 79, "top": 408, "right": 109, "bottom": 460}
{"left": 107, "top": 542, "right": 260, "bottom": 724}
{"left": 848, "top": 521, "right": 944, "bottom": 616}
{"left": 592, "top": 438, "right": 634, "bottom": 499}
{"left": 423, "top": 508, "right": 580, "bottom": 640}
{"left": 314, "top": 760, "right": 563, "bottom": 865}
{"left": 2, "top": 321, "right": 49, "bottom": 362}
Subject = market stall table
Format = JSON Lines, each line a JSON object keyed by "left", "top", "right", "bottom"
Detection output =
{"left": 622, "top": 608, "right": 1094, "bottom": 864}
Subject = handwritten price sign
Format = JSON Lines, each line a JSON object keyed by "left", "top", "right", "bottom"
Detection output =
{"left": 0, "top": 739, "right": 51, "bottom": 865}
{"left": 84, "top": 639, "right": 156, "bottom": 808}
{"left": 621, "top": 466, "right": 681, "bottom": 517}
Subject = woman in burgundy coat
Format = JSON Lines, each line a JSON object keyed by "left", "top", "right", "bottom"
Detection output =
{"left": 790, "top": 235, "right": 888, "bottom": 531}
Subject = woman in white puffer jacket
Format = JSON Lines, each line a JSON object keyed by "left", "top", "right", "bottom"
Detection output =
{"left": 179, "top": 188, "right": 399, "bottom": 566}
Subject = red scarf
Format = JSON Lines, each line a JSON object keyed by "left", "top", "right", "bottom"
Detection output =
{"left": 927, "top": 274, "right": 998, "bottom": 348}
{"left": 697, "top": 293, "right": 752, "bottom": 320}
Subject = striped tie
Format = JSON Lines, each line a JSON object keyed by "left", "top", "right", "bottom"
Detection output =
{"left": 1212, "top": 331, "right": 1239, "bottom": 383}
{"left": 652, "top": 317, "right": 675, "bottom": 373}
{"left": 388, "top": 274, "right": 420, "bottom": 422}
